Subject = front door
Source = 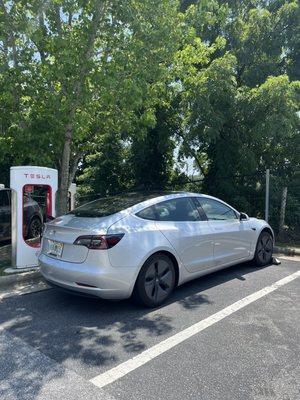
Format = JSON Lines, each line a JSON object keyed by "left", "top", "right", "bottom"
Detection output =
{"left": 197, "top": 197, "right": 254, "bottom": 266}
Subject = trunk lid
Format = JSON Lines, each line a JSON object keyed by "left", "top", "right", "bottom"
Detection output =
{"left": 42, "top": 212, "right": 125, "bottom": 263}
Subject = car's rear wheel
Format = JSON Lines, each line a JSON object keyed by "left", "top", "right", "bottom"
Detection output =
{"left": 134, "top": 253, "right": 176, "bottom": 307}
{"left": 254, "top": 231, "right": 273, "bottom": 267}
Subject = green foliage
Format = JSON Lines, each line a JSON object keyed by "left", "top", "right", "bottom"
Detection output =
{"left": 76, "top": 133, "right": 132, "bottom": 202}
{"left": 171, "top": 0, "right": 299, "bottom": 237}
{"left": 129, "top": 107, "right": 177, "bottom": 190}
{"left": 0, "top": 0, "right": 299, "bottom": 237}
{"left": 0, "top": 0, "right": 180, "bottom": 213}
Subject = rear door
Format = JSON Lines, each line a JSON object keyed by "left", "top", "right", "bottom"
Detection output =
{"left": 197, "top": 197, "right": 254, "bottom": 265}
{"left": 154, "top": 197, "right": 214, "bottom": 273}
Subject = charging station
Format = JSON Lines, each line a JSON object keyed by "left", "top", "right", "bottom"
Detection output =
{"left": 10, "top": 166, "right": 58, "bottom": 268}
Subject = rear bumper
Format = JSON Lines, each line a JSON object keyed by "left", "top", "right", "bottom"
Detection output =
{"left": 38, "top": 252, "right": 138, "bottom": 300}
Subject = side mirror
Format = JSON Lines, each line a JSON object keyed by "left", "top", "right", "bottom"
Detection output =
{"left": 239, "top": 212, "right": 249, "bottom": 221}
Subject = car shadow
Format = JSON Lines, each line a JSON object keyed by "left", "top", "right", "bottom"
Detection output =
{"left": 0, "top": 260, "right": 275, "bottom": 398}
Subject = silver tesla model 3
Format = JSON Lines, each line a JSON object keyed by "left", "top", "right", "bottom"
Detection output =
{"left": 39, "top": 192, "right": 274, "bottom": 307}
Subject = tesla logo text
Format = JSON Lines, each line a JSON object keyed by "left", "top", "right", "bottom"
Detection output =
{"left": 24, "top": 173, "right": 51, "bottom": 180}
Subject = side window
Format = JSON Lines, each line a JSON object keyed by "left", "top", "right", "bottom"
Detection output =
{"left": 198, "top": 198, "right": 237, "bottom": 220}
{"left": 0, "top": 190, "right": 9, "bottom": 207}
{"left": 192, "top": 198, "right": 208, "bottom": 221}
{"left": 154, "top": 198, "right": 200, "bottom": 222}
{"left": 136, "top": 206, "right": 156, "bottom": 220}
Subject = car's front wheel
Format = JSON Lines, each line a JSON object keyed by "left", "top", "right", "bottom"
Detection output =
{"left": 254, "top": 231, "right": 273, "bottom": 266}
{"left": 134, "top": 253, "right": 176, "bottom": 307}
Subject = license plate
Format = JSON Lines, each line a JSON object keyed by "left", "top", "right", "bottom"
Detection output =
{"left": 48, "top": 240, "right": 63, "bottom": 257}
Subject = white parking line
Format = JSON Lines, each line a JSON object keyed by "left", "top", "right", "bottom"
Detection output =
{"left": 90, "top": 270, "right": 300, "bottom": 389}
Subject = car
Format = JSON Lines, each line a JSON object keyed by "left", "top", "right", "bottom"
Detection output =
{"left": 0, "top": 188, "right": 43, "bottom": 243}
{"left": 39, "top": 191, "right": 274, "bottom": 307}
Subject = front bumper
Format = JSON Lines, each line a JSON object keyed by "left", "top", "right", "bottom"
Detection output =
{"left": 39, "top": 252, "right": 138, "bottom": 300}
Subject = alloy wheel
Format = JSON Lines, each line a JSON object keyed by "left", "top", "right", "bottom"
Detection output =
{"left": 144, "top": 259, "right": 173, "bottom": 303}
{"left": 257, "top": 234, "right": 273, "bottom": 264}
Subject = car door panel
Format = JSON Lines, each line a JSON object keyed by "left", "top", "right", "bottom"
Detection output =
{"left": 208, "top": 219, "right": 254, "bottom": 265}
{"left": 158, "top": 220, "right": 214, "bottom": 273}
{"left": 197, "top": 197, "right": 254, "bottom": 266}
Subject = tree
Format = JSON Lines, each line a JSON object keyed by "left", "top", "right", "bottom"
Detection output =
{"left": 174, "top": 0, "right": 300, "bottom": 218}
{"left": 0, "top": 0, "right": 180, "bottom": 214}
{"left": 1, "top": 0, "right": 299, "bottom": 239}
{"left": 78, "top": 102, "right": 181, "bottom": 195}
{"left": 129, "top": 106, "right": 177, "bottom": 190}
{"left": 76, "top": 132, "right": 131, "bottom": 202}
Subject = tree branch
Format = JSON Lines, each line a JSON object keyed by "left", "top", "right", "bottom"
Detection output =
{"left": 73, "top": 2, "right": 108, "bottom": 101}
{"left": 176, "top": 131, "right": 206, "bottom": 177}
{"left": 0, "top": 0, "right": 18, "bottom": 67}
{"left": 54, "top": 5, "right": 62, "bottom": 33}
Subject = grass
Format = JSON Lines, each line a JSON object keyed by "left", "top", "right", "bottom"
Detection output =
{"left": 276, "top": 242, "right": 300, "bottom": 250}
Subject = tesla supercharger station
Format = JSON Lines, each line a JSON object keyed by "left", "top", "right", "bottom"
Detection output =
{"left": 10, "top": 166, "right": 58, "bottom": 268}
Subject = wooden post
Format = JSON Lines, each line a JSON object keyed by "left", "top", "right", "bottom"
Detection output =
{"left": 279, "top": 186, "right": 288, "bottom": 235}
{"left": 265, "top": 169, "right": 270, "bottom": 222}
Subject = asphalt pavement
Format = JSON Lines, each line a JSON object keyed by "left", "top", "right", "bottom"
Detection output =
{"left": 0, "top": 257, "right": 299, "bottom": 400}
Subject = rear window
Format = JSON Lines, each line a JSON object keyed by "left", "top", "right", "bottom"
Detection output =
{"left": 136, "top": 206, "right": 156, "bottom": 220}
{"left": 69, "top": 192, "right": 175, "bottom": 218}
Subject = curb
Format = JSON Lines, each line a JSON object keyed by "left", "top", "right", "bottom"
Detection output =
{"left": 0, "top": 269, "right": 41, "bottom": 288}
{"left": 274, "top": 246, "right": 300, "bottom": 257}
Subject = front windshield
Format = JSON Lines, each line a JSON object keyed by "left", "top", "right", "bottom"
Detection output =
{"left": 69, "top": 192, "right": 175, "bottom": 218}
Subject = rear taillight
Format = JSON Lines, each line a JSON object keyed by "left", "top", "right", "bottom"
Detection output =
{"left": 73, "top": 234, "right": 124, "bottom": 250}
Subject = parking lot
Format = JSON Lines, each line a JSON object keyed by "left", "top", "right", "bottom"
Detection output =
{"left": 0, "top": 257, "right": 299, "bottom": 400}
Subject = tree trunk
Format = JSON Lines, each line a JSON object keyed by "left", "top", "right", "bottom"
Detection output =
{"left": 56, "top": 126, "right": 72, "bottom": 216}
{"left": 55, "top": 2, "right": 107, "bottom": 216}
{"left": 68, "top": 153, "right": 82, "bottom": 187}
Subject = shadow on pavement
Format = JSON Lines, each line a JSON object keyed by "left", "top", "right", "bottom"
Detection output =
{"left": 0, "top": 260, "right": 274, "bottom": 399}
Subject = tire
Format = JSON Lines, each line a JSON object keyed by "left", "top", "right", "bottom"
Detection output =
{"left": 134, "top": 253, "right": 176, "bottom": 307}
{"left": 28, "top": 217, "right": 42, "bottom": 239}
{"left": 254, "top": 231, "right": 273, "bottom": 267}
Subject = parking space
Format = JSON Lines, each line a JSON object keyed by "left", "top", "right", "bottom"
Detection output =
{"left": 106, "top": 276, "right": 299, "bottom": 400}
{"left": 0, "top": 258, "right": 299, "bottom": 400}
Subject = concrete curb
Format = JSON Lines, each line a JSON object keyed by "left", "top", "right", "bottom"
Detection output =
{"left": 0, "top": 269, "right": 41, "bottom": 288}
{"left": 274, "top": 246, "right": 300, "bottom": 257}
